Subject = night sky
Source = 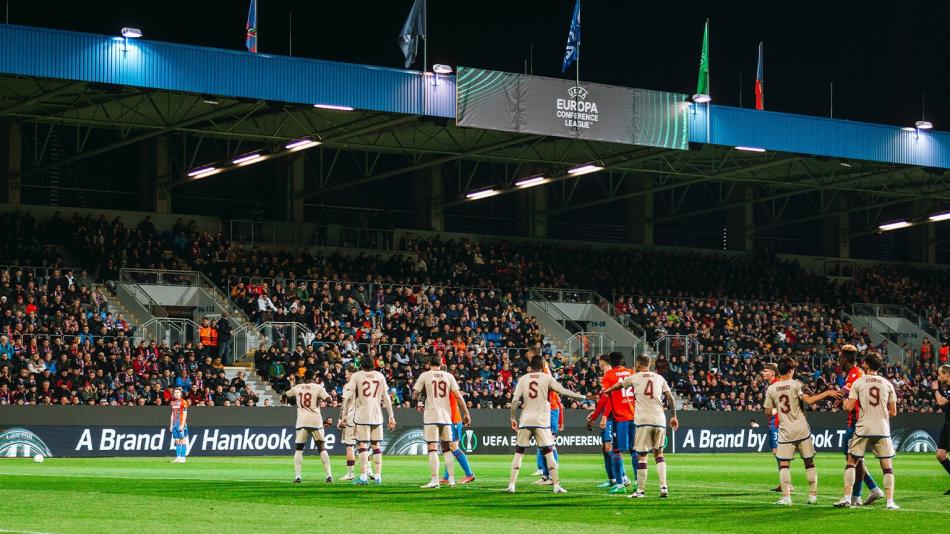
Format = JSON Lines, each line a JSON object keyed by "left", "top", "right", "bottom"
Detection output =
{"left": 4, "top": 0, "right": 947, "bottom": 127}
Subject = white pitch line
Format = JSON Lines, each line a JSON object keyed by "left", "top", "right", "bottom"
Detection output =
{"left": 0, "top": 528, "right": 58, "bottom": 534}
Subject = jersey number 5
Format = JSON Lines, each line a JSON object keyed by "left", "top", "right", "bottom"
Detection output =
{"left": 528, "top": 381, "right": 539, "bottom": 399}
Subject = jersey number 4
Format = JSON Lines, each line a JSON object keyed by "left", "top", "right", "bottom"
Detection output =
{"left": 361, "top": 380, "right": 381, "bottom": 397}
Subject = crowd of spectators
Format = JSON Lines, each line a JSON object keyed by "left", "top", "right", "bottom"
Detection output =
{"left": 2, "top": 210, "right": 949, "bottom": 413}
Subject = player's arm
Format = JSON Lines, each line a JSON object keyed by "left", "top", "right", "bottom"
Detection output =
{"left": 601, "top": 374, "right": 633, "bottom": 395}
{"left": 411, "top": 375, "right": 425, "bottom": 402}
{"left": 340, "top": 381, "right": 355, "bottom": 426}
{"left": 549, "top": 376, "right": 586, "bottom": 401}
{"left": 662, "top": 380, "right": 678, "bottom": 431}
{"left": 510, "top": 381, "right": 523, "bottom": 432}
{"left": 557, "top": 404, "right": 564, "bottom": 431}
{"left": 800, "top": 383, "right": 841, "bottom": 405}
{"left": 451, "top": 378, "right": 471, "bottom": 425}
{"left": 381, "top": 378, "right": 396, "bottom": 429}
{"left": 180, "top": 401, "right": 188, "bottom": 428}
{"left": 887, "top": 385, "right": 898, "bottom": 417}
{"left": 169, "top": 407, "right": 174, "bottom": 431}
{"left": 842, "top": 385, "right": 858, "bottom": 412}
{"left": 932, "top": 381, "right": 949, "bottom": 406}
{"left": 763, "top": 390, "right": 776, "bottom": 420}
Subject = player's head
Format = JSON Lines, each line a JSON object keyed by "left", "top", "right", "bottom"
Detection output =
{"left": 360, "top": 357, "right": 375, "bottom": 371}
{"left": 597, "top": 354, "right": 612, "bottom": 372}
{"left": 172, "top": 387, "right": 182, "bottom": 399}
{"left": 863, "top": 352, "right": 883, "bottom": 372}
{"left": 938, "top": 364, "right": 950, "bottom": 385}
{"left": 428, "top": 353, "right": 442, "bottom": 369}
{"left": 304, "top": 369, "right": 316, "bottom": 382}
{"left": 634, "top": 354, "right": 652, "bottom": 371}
{"left": 839, "top": 344, "right": 858, "bottom": 368}
{"left": 776, "top": 356, "right": 797, "bottom": 377}
{"left": 529, "top": 354, "right": 545, "bottom": 372}
{"left": 608, "top": 352, "right": 624, "bottom": 368}
{"left": 761, "top": 363, "right": 778, "bottom": 381}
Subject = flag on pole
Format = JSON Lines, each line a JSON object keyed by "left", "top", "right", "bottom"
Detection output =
{"left": 562, "top": 0, "right": 581, "bottom": 73}
{"left": 754, "top": 41, "right": 764, "bottom": 110}
{"left": 399, "top": 0, "right": 426, "bottom": 69}
{"left": 245, "top": 0, "right": 258, "bottom": 53}
{"left": 695, "top": 19, "right": 709, "bottom": 96}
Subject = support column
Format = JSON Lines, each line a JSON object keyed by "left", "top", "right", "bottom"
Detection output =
{"left": 414, "top": 165, "right": 443, "bottom": 231}
{"left": 286, "top": 155, "right": 305, "bottom": 222}
{"left": 153, "top": 136, "right": 171, "bottom": 214}
{"left": 726, "top": 184, "right": 753, "bottom": 251}
{"left": 1, "top": 121, "right": 22, "bottom": 205}
{"left": 821, "top": 195, "right": 850, "bottom": 258}
{"left": 624, "top": 175, "right": 653, "bottom": 245}
{"left": 909, "top": 200, "right": 936, "bottom": 264}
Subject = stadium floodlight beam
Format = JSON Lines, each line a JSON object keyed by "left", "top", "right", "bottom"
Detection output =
{"left": 232, "top": 152, "right": 266, "bottom": 166}
{"left": 121, "top": 28, "right": 143, "bottom": 38}
{"left": 285, "top": 138, "right": 322, "bottom": 152}
{"left": 567, "top": 164, "right": 605, "bottom": 176}
{"left": 691, "top": 94, "right": 711, "bottom": 103}
{"left": 432, "top": 64, "right": 453, "bottom": 74}
{"left": 515, "top": 176, "right": 548, "bottom": 188}
{"left": 466, "top": 188, "right": 499, "bottom": 200}
{"left": 928, "top": 211, "right": 950, "bottom": 222}
{"left": 915, "top": 120, "right": 933, "bottom": 130}
{"left": 878, "top": 220, "right": 912, "bottom": 232}
{"left": 314, "top": 104, "right": 355, "bottom": 111}
{"left": 187, "top": 166, "right": 218, "bottom": 178}
{"left": 901, "top": 126, "right": 917, "bottom": 132}
{"left": 735, "top": 146, "right": 766, "bottom": 152}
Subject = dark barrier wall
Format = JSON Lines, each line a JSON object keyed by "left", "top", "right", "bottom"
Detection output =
{"left": 0, "top": 407, "right": 942, "bottom": 458}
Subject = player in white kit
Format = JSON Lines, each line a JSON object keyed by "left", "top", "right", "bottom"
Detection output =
{"left": 282, "top": 370, "right": 334, "bottom": 483}
{"left": 506, "top": 353, "right": 587, "bottom": 494}
{"left": 602, "top": 354, "right": 679, "bottom": 498}
{"left": 412, "top": 354, "right": 472, "bottom": 488}
{"left": 340, "top": 357, "right": 396, "bottom": 485}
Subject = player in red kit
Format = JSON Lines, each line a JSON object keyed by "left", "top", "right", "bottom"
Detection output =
{"left": 597, "top": 352, "right": 637, "bottom": 494}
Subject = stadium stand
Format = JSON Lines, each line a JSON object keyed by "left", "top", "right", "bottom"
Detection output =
{"left": 0, "top": 209, "right": 947, "bottom": 412}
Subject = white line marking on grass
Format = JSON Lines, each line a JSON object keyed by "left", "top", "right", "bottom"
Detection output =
{"left": 0, "top": 528, "right": 58, "bottom": 534}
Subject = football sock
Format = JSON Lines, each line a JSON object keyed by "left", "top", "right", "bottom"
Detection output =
{"left": 656, "top": 457, "right": 667, "bottom": 488}
{"left": 536, "top": 449, "right": 545, "bottom": 471}
{"left": 509, "top": 453, "right": 524, "bottom": 485}
{"left": 372, "top": 448, "right": 382, "bottom": 477}
{"left": 611, "top": 451, "right": 626, "bottom": 485}
{"left": 543, "top": 451, "right": 559, "bottom": 485}
{"left": 851, "top": 460, "right": 865, "bottom": 497}
{"left": 294, "top": 451, "right": 303, "bottom": 479}
{"left": 443, "top": 450, "right": 455, "bottom": 482}
{"left": 843, "top": 465, "right": 856, "bottom": 499}
{"left": 452, "top": 449, "right": 474, "bottom": 477}
{"left": 359, "top": 449, "right": 369, "bottom": 480}
{"left": 602, "top": 451, "right": 613, "bottom": 481}
{"left": 637, "top": 462, "right": 648, "bottom": 492}
{"left": 428, "top": 451, "right": 439, "bottom": 480}
{"left": 320, "top": 450, "right": 331, "bottom": 477}
{"left": 630, "top": 451, "right": 640, "bottom": 474}
{"left": 346, "top": 459, "right": 355, "bottom": 476}
{"left": 940, "top": 458, "right": 950, "bottom": 476}
{"left": 779, "top": 467, "right": 791, "bottom": 497}
{"left": 882, "top": 469, "right": 894, "bottom": 499}
{"left": 864, "top": 472, "right": 879, "bottom": 491}
{"left": 805, "top": 467, "right": 817, "bottom": 496}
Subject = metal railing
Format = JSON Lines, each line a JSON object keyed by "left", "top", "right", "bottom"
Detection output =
{"left": 234, "top": 321, "right": 315, "bottom": 362}
{"left": 567, "top": 332, "right": 615, "bottom": 360}
{"left": 121, "top": 268, "right": 248, "bottom": 325}
{"left": 852, "top": 302, "right": 932, "bottom": 333}
{"left": 653, "top": 335, "right": 702, "bottom": 361}
{"left": 222, "top": 220, "right": 399, "bottom": 251}
{"left": 133, "top": 318, "right": 199, "bottom": 347}
{"left": 117, "top": 271, "right": 168, "bottom": 320}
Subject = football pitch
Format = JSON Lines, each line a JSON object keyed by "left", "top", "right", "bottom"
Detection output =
{"left": 0, "top": 453, "right": 946, "bottom": 533}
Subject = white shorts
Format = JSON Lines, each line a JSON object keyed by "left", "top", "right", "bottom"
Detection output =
{"left": 295, "top": 428, "right": 326, "bottom": 445}
{"left": 517, "top": 427, "right": 554, "bottom": 448}
{"left": 356, "top": 424, "right": 383, "bottom": 443}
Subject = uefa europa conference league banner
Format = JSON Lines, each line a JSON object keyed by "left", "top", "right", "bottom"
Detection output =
{"left": 0, "top": 407, "right": 942, "bottom": 458}
{"left": 456, "top": 67, "right": 690, "bottom": 150}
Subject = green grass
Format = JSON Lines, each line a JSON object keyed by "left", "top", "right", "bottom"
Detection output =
{"left": 0, "top": 453, "right": 947, "bottom": 533}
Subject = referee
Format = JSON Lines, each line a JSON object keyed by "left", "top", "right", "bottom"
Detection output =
{"left": 934, "top": 364, "right": 950, "bottom": 495}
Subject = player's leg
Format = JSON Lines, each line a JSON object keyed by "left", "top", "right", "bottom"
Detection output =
{"left": 769, "top": 424, "right": 782, "bottom": 492}
{"left": 609, "top": 421, "right": 630, "bottom": 494}
{"left": 508, "top": 429, "right": 531, "bottom": 492}
{"left": 354, "top": 424, "right": 371, "bottom": 484}
{"left": 800, "top": 439, "right": 818, "bottom": 504}
{"left": 875, "top": 438, "right": 898, "bottom": 509}
{"left": 654, "top": 428, "right": 669, "bottom": 497}
{"left": 424, "top": 442, "right": 440, "bottom": 488}
{"left": 627, "top": 423, "right": 639, "bottom": 487}
{"left": 311, "top": 431, "right": 332, "bottom": 482}
{"left": 293, "top": 429, "right": 308, "bottom": 482}
{"left": 835, "top": 450, "right": 861, "bottom": 507}
{"left": 936, "top": 422, "right": 950, "bottom": 494}
{"left": 598, "top": 419, "right": 615, "bottom": 488}
{"left": 536, "top": 429, "right": 564, "bottom": 493}
{"left": 343, "top": 445, "right": 356, "bottom": 480}
{"left": 858, "top": 457, "right": 882, "bottom": 504}
{"left": 452, "top": 422, "right": 475, "bottom": 481}
{"left": 441, "top": 427, "right": 455, "bottom": 485}
{"left": 371, "top": 442, "right": 383, "bottom": 483}
{"left": 774, "top": 441, "right": 794, "bottom": 504}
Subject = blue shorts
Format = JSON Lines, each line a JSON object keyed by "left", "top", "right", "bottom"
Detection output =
{"left": 768, "top": 425, "right": 779, "bottom": 450}
{"left": 601, "top": 418, "right": 615, "bottom": 443}
{"left": 613, "top": 420, "right": 636, "bottom": 452}
{"left": 172, "top": 426, "right": 189, "bottom": 440}
{"left": 450, "top": 422, "right": 464, "bottom": 442}
{"left": 550, "top": 409, "right": 560, "bottom": 436}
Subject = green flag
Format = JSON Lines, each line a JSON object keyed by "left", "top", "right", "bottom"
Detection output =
{"left": 695, "top": 20, "right": 709, "bottom": 96}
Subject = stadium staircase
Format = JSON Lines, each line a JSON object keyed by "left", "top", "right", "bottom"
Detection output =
{"left": 847, "top": 303, "right": 939, "bottom": 364}
{"left": 224, "top": 364, "right": 279, "bottom": 406}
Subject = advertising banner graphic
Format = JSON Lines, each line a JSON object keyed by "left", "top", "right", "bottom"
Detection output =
{"left": 456, "top": 67, "right": 689, "bottom": 150}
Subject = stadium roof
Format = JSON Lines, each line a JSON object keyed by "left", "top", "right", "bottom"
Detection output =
{"left": 1, "top": 23, "right": 949, "bottom": 258}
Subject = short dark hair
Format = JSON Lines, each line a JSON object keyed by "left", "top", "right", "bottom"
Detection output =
{"left": 608, "top": 352, "right": 624, "bottom": 367}
{"left": 529, "top": 355, "right": 545, "bottom": 371}
{"left": 635, "top": 354, "right": 652, "bottom": 369}
{"left": 304, "top": 370, "right": 315, "bottom": 381}
{"left": 863, "top": 352, "right": 883, "bottom": 371}
{"left": 598, "top": 354, "right": 611, "bottom": 365}
{"left": 777, "top": 356, "right": 798, "bottom": 376}
{"left": 429, "top": 354, "right": 443, "bottom": 367}
{"left": 360, "top": 357, "right": 375, "bottom": 371}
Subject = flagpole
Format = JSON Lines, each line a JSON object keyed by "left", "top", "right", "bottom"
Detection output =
{"left": 256, "top": 0, "right": 259, "bottom": 52}
{"left": 423, "top": 0, "right": 428, "bottom": 72}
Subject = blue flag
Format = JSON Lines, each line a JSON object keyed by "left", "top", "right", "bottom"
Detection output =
{"left": 245, "top": 0, "right": 257, "bottom": 53}
{"left": 399, "top": 0, "right": 426, "bottom": 69}
{"left": 562, "top": 0, "right": 581, "bottom": 73}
